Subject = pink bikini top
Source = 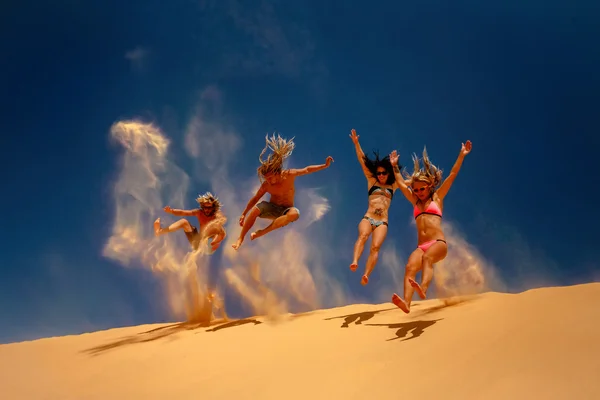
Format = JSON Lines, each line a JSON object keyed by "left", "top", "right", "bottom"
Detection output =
{"left": 413, "top": 200, "right": 442, "bottom": 219}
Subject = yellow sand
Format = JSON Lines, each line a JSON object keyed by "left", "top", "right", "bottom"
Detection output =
{"left": 2, "top": 283, "right": 599, "bottom": 399}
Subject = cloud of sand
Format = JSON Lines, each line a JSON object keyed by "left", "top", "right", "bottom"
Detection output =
{"left": 435, "top": 221, "right": 506, "bottom": 296}
{"left": 103, "top": 86, "right": 347, "bottom": 324}
{"left": 102, "top": 87, "right": 507, "bottom": 322}
{"left": 377, "top": 217, "right": 505, "bottom": 302}
{"left": 182, "top": 86, "right": 347, "bottom": 318}
{"left": 102, "top": 120, "right": 219, "bottom": 324}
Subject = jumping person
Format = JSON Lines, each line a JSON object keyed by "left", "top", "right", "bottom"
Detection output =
{"left": 348, "top": 128, "right": 407, "bottom": 286}
{"left": 388, "top": 140, "right": 472, "bottom": 313}
{"left": 232, "top": 133, "right": 334, "bottom": 250}
{"left": 154, "top": 192, "right": 227, "bottom": 252}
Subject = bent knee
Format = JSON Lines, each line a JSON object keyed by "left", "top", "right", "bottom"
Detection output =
{"left": 180, "top": 219, "right": 193, "bottom": 231}
{"left": 422, "top": 253, "right": 435, "bottom": 264}
{"left": 249, "top": 206, "right": 261, "bottom": 217}
{"left": 286, "top": 210, "right": 300, "bottom": 221}
{"left": 405, "top": 263, "right": 420, "bottom": 275}
{"left": 370, "top": 244, "right": 382, "bottom": 252}
{"left": 357, "top": 232, "right": 370, "bottom": 242}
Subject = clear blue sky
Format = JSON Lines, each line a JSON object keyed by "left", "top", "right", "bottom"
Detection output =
{"left": 1, "top": 0, "right": 599, "bottom": 344}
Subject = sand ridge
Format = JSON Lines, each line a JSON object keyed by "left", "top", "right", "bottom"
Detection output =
{"left": 1, "top": 283, "right": 599, "bottom": 399}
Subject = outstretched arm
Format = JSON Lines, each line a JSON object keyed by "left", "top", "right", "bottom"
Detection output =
{"left": 436, "top": 140, "right": 472, "bottom": 200}
{"left": 164, "top": 206, "right": 196, "bottom": 216}
{"left": 289, "top": 156, "right": 334, "bottom": 176}
{"left": 389, "top": 150, "right": 417, "bottom": 205}
{"left": 350, "top": 129, "right": 374, "bottom": 181}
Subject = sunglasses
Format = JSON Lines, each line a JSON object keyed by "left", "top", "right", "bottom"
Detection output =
{"left": 412, "top": 186, "right": 428, "bottom": 193}
{"left": 376, "top": 171, "right": 388, "bottom": 176}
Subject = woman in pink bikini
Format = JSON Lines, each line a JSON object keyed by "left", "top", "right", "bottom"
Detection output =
{"left": 388, "top": 140, "right": 472, "bottom": 313}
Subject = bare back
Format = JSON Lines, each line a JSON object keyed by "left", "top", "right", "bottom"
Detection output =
{"left": 264, "top": 171, "right": 297, "bottom": 207}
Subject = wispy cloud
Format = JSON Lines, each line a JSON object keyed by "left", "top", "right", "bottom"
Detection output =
{"left": 124, "top": 46, "right": 151, "bottom": 72}
{"left": 195, "top": 1, "right": 328, "bottom": 99}
{"left": 224, "top": 1, "right": 316, "bottom": 78}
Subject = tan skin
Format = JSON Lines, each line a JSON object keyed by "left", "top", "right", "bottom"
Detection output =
{"left": 389, "top": 140, "right": 472, "bottom": 313}
{"left": 349, "top": 129, "right": 411, "bottom": 285}
{"left": 154, "top": 203, "right": 227, "bottom": 251}
{"left": 232, "top": 156, "right": 334, "bottom": 250}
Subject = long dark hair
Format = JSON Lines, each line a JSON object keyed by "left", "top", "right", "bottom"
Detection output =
{"left": 362, "top": 150, "right": 400, "bottom": 185}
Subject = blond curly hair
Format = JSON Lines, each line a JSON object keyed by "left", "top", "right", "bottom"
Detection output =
{"left": 402, "top": 147, "right": 443, "bottom": 190}
{"left": 257, "top": 133, "right": 295, "bottom": 182}
{"left": 195, "top": 192, "right": 222, "bottom": 214}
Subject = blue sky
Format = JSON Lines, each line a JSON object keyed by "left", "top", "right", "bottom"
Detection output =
{"left": 1, "top": 0, "right": 599, "bottom": 344}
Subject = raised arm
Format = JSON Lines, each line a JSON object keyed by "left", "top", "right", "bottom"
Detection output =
{"left": 389, "top": 150, "right": 417, "bottom": 205}
{"left": 164, "top": 206, "right": 197, "bottom": 216}
{"left": 350, "top": 129, "right": 374, "bottom": 181}
{"left": 289, "top": 156, "right": 334, "bottom": 177}
{"left": 436, "top": 140, "right": 472, "bottom": 200}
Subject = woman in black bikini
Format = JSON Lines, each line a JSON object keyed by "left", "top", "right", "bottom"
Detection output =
{"left": 349, "top": 129, "right": 406, "bottom": 285}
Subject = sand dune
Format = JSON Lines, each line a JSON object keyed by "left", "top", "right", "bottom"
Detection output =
{"left": 2, "top": 283, "right": 599, "bottom": 399}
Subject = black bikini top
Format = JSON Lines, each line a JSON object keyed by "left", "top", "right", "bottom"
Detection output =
{"left": 368, "top": 184, "right": 393, "bottom": 199}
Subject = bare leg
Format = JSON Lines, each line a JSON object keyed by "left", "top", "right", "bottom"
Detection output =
{"left": 351, "top": 219, "right": 372, "bottom": 272}
{"left": 361, "top": 224, "right": 388, "bottom": 285}
{"left": 232, "top": 206, "right": 261, "bottom": 250}
{"left": 250, "top": 210, "right": 300, "bottom": 240}
{"left": 154, "top": 218, "right": 193, "bottom": 236}
{"left": 410, "top": 241, "right": 448, "bottom": 299}
{"left": 392, "top": 248, "right": 423, "bottom": 313}
{"left": 209, "top": 231, "right": 226, "bottom": 251}
{"left": 203, "top": 223, "right": 227, "bottom": 251}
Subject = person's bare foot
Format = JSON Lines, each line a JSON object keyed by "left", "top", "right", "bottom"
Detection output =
{"left": 350, "top": 262, "right": 358, "bottom": 272}
{"left": 154, "top": 218, "right": 162, "bottom": 236}
{"left": 361, "top": 275, "right": 369, "bottom": 285}
{"left": 231, "top": 238, "right": 243, "bottom": 250}
{"left": 250, "top": 231, "right": 261, "bottom": 240}
{"left": 392, "top": 293, "right": 410, "bottom": 313}
{"left": 408, "top": 278, "right": 426, "bottom": 299}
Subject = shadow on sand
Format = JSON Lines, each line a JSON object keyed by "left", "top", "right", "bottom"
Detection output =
{"left": 205, "top": 318, "right": 262, "bottom": 332}
{"left": 408, "top": 295, "right": 476, "bottom": 318}
{"left": 366, "top": 319, "right": 443, "bottom": 341}
{"left": 83, "top": 317, "right": 262, "bottom": 355}
{"left": 323, "top": 300, "right": 462, "bottom": 341}
{"left": 324, "top": 307, "right": 399, "bottom": 328}
{"left": 83, "top": 322, "right": 209, "bottom": 356}
{"left": 83, "top": 297, "right": 475, "bottom": 355}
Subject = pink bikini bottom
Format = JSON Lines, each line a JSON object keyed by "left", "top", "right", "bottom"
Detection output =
{"left": 417, "top": 239, "right": 447, "bottom": 252}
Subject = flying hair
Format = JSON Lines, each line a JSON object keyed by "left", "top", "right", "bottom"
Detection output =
{"left": 195, "top": 191, "right": 223, "bottom": 215}
{"left": 402, "top": 147, "right": 443, "bottom": 189}
{"left": 363, "top": 149, "right": 397, "bottom": 185}
{"left": 257, "top": 133, "right": 295, "bottom": 182}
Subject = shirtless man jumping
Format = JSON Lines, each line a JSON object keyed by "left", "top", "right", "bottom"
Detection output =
{"left": 154, "top": 192, "right": 227, "bottom": 252}
{"left": 232, "top": 133, "right": 334, "bottom": 250}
